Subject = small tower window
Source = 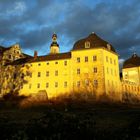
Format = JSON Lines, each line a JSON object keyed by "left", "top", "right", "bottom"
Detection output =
{"left": 85, "top": 41, "right": 90, "bottom": 48}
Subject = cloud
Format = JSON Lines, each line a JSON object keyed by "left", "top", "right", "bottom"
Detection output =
{"left": 0, "top": 0, "right": 140, "bottom": 64}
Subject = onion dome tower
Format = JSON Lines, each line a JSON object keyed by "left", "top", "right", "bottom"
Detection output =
{"left": 50, "top": 33, "right": 59, "bottom": 54}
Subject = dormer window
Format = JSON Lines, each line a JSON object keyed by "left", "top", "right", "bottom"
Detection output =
{"left": 85, "top": 41, "right": 90, "bottom": 48}
{"left": 107, "top": 44, "right": 111, "bottom": 50}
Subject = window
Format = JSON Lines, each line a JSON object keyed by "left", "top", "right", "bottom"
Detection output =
{"left": 21, "top": 73, "right": 24, "bottom": 79}
{"left": 107, "top": 67, "right": 109, "bottom": 74}
{"left": 37, "top": 83, "right": 40, "bottom": 88}
{"left": 13, "top": 56, "right": 15, "bottom": 60}
{"left": 38, "top": 72, "right": 41, "bottom": 77}
{"left": 30, "top": 73, "right": 32, "bottom": 78}
{"left": 85, "top": 56, "right": 88, "bottom": 62}
{"left": 55, "top": 70, "right": 58, "bottom": 76}
{"left": 13, "top": 73, "right": 17, "bottom": 79}
{"left": 17, "top": 51, "right": 20, "bottom": 54}
{"left": 55, "top": 82, "right": 58, "bottom": 88}
{"left": 106, "top": 56, "right": 108, "bottom": 62}
{"left": 55, "top": 62, "right": 58, "bottom": 64}
{"left": 111, "top": 69, "right": 113, "bottom": 75}
{"left": 77, "top": 57, "right": 80, "bottom": 63}
{"left": 77, "top": 68, "right": 80, "bottom": 74}
{"left": 64, "top": 82, "right": 67, "bottom": 87}
{"left": 77, "top": 81, "right": 80, "bottom": 87}
{"left": 114, "top": 60, "right": 116, "bottom": 65}
{"left": 29, "top": 84, "right": 32, "bottom": 89}
{"left": 110, "top": 58, "right": 112, "bottom": 64}
{"left": 46, "top": 71, "right": 49, "bottom": 76}
{"left": 93, "top": 67, "right": 97, "bottom": 73}
{"left": 93, "top": 56, "right": 97, "bottom": 61}
{"left": 107, "top": 44, "right": 111, "bottom": 50}
{"left": 64, "top": 61, "right": 67, "bottom": 66}
{"left": 94, "top": 80, "right": 98, "bottom": 87}
{"left": 85, "top": 79, "right": 89, "bottom": 86}
{"left": 46, "top": 62, "right": 49, "bottom": 65}
{"left": 9, "top": 55, "right": 11, "bottom": 59}
{"left": 85, "top": 41, "right": 90, "bottom": 48}
{"left": 46, "top": 83, "right": 49, "bottom": 88}
{"left": 38, "top": 63, "right": 41, "bottom": 66}
{"left": 125, "top": 74, "right": 128, "bottom": 79}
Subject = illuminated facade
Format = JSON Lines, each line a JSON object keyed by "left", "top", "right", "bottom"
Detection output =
{"left": 0, "top": 32, "right": 139, "bottom": 100}
{"left": 122, "top": 54, "right": 140, "bottom": 94}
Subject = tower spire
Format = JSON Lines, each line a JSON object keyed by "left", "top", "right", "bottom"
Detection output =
{"left": 50, "top": 33, "right": 59, "bottom": 54}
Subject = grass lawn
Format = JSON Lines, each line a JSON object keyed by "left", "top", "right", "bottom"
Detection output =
{"left": 0, "top": 99, "right": 140, "bottom": 140}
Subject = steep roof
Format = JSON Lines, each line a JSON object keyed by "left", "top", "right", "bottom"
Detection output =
{"left": 72, "top": 32, "right": 116, "bottom": 52}
{"left": 30, "top": 52, "right": 71, "bottom": 63}
{"left": 123, "top": 54, "right": 140, "bottom": 69}
{"left": 7, "top": 52, "right": 71, "bottom": 65}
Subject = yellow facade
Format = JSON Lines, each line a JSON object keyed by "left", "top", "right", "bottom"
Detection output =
{"left": 17, "top": 33, "right": 121, "bottom": 99}
{"left": 123, "top": 67, "right": 140, "bottom": 84}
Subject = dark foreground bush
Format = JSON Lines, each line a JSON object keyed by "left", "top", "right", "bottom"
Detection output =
{"left": 2, "top": 92, "right": 27, "bottom": 107}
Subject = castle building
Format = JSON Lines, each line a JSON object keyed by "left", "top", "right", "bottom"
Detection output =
{"left": 0, "top": 32, "right": 139, "bottom": 100}
{"left": 122, "top": 54, "right": 140, "bottom": 94}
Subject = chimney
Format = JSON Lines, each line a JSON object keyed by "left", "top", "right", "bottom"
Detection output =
{"left": 34, "top": 51, "right": 38, "bottom": 59}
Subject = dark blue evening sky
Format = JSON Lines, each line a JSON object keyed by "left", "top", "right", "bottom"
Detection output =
{"left": 0, "top": 0, "right": 140, "bottom": 65}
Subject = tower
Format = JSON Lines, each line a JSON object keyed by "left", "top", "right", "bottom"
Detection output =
{"left": 50, "top": 33, "right": 59, "bottom": 54}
